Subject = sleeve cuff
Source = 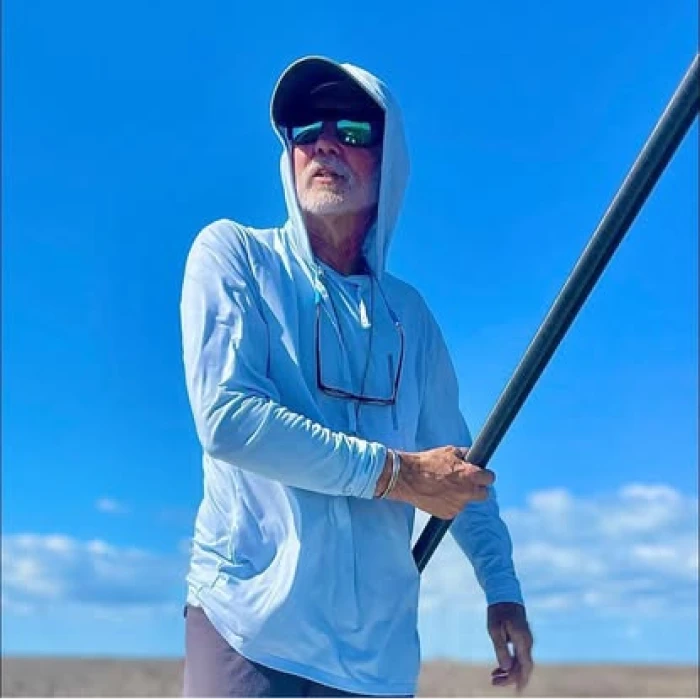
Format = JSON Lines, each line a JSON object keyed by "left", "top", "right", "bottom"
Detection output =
{"left": 484, "top": 576, "right": 524, "bottom": 606}
{"left": 354, "top": 441, "right": 388, "bottom": 499}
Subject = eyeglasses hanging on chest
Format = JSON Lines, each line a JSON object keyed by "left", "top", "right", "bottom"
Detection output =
{"left": 314, "top": 271, "right": 405, "bottom": 407}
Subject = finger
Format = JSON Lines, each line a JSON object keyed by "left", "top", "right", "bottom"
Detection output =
{"left": 491, "top": 668, "right": 517, "bottom": 688}
{"left": 516, "top": 668, "right": 532, "bottom": 693}
{"left": 506, "top": 659, "right": 524, "bottom": 693}
{"left": 473, "top": 485, "right": 489, "bottom": 501}
{"left": 512, "top": 633, "right": 534, "bottom": 692}
{"left": 492, "top": 658, "right": 521, "bottom": 692}
{"left": 455, "top": 446, "right": 470, "bottom": 460}
{"left": 490, "top": 627, "right": 514, "bottom": 673}
{"left": 515, "top": 651, "right": 533, "bottom": 691}
{"left": 479, "top": 468, "right": 496, "bottom": 486}
{"left": 491, "top": 671, "right": 517, "bottom": 687}
{"left": 465, "top": 466, "right": 495, "bottom": 486}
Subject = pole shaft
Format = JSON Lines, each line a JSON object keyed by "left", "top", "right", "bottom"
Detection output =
{"left": 413, "top": 53, "right": 700, "bottom": 573}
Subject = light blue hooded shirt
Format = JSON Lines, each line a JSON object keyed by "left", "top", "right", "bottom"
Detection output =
{"left": 180, "top": 56, "right": 523, "bottom": 696}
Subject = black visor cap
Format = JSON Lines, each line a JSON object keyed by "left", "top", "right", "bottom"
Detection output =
{"left": 273, "top": 59, "right": 384, "bottom": 128}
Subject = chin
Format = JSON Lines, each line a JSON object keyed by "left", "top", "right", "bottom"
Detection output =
{"left": 300, "top": 194, "right": 353, "bottom": 216}
{"left": 299, "top": 190, "right": 376, "bottom": 217}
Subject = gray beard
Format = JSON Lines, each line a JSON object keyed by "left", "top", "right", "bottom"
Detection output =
{"left": 297, "top": 170, "right": 380, "bottom": 216}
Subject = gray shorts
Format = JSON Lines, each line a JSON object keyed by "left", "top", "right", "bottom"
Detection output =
{"left": 183, "top": 605, "right": 410, "bottom": 698}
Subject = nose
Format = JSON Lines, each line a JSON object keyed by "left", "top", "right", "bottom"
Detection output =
{"left": 313, "top": 122, "right": 341, "bottom": 156}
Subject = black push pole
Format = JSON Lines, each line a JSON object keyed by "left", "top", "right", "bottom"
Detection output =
{"left": 413, "top": 53, "right": 700, "bottom": 573}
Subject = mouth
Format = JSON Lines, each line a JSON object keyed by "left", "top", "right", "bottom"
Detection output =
{"left": 310, "top": 166, "right": 344, "bottom": 181}
{"left": 312, "top": 175, "right": 340, "bottom": 185}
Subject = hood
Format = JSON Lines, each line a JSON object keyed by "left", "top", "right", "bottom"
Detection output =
{"left": 270, "top": 56, "right": 410, "bottom": 280}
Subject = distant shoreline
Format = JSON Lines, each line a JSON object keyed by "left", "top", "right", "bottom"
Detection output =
{"left": 2, "top": 654, "right": 699, "bottom": 667}
{"left": 2, "top": 657, "right": 698, "bottom": 698}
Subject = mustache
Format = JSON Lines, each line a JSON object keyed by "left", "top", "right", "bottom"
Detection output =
{"left": 303, "top": 156, "right": 354, "bottom": 182}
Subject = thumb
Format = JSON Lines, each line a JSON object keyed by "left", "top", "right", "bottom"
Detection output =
{"left": 490, "top": 625, "right": 513, "bottom": 672}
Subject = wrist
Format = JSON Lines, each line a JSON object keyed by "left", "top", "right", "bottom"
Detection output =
{"left": 375, "top": 449, "right": 402, "bottom": 499}
{"left": 388, "top": 450, "right": 417, "bottom": 501}
{"left": 373, "top": 450, "right": 393, "bottom": 497}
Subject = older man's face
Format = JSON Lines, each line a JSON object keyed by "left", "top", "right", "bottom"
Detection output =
{"left": 292, "top": 122, "right": 381, "bottom": 216}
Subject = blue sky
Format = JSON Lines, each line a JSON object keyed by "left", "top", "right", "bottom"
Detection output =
{"left": 2, "top": 0, "right": 698, "bottom": 666}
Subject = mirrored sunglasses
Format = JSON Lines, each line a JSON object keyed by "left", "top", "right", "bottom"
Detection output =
{"left": 288, "top": 119, "right": 383, "bottom": 148}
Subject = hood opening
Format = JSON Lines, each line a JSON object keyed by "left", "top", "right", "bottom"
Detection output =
{"left": 270, "top": 56, "right": 410, "bottom": 281}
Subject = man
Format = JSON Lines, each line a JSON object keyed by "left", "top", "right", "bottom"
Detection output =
{"left": 180, "top": 55, "right": 534, "bottom": 697}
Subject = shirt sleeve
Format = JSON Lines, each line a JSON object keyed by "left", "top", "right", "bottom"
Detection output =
{"left": 414, "top": 307, "right": 524, "bottom": 606}
{"left": 179, "top": 223, "right": 387, "bottom": 498}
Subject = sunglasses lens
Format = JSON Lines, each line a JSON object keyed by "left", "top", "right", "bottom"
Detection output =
{"left": 336, "top": 120, "right": 377, "bottom": 147}
{"left": 289, "top": 119, "right": 382, "bottom": 148}
{"left": 290, "top": 122, "right": 323, "bottom": 145}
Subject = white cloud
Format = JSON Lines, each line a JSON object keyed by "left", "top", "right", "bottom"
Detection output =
{"left": 0, "top": 596, "right": 34, "bottom": 615}
{"left": 517, "top": 541, "right": 606, "bottom": 576}
{"left": 1, "top": 534, "right": 187, "bottom": 615}
{"left": 3, "top": 482, "right": 696, "bottom": 628}
{"left": 86, "top": 539, "right": 112, "bottom": 556}
{"left": 619, "top": 484, "right": 681, "bottom": 502}
{"left": 527, "top": 488, "right": 574, "bottom": 512}
{"left": 95, "top": 497, "right": 129, "bottom": 515}
{"left": 414, "top": 482, "right": 699, "bottom": 618}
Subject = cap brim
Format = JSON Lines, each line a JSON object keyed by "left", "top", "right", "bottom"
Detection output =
{"left": 272, "top": 57, "right": 383, "bottom": 127}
